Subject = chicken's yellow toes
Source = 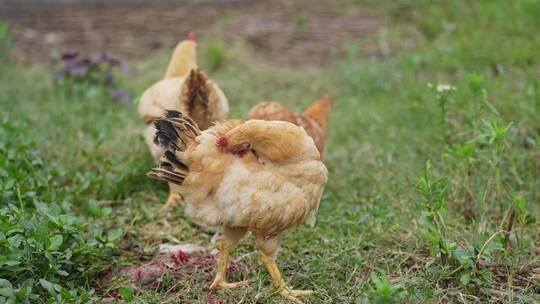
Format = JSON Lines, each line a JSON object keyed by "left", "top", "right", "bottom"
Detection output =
{"left": 288, "top": 289, "right": 313, "bottom": 296}
{"left": 278, "top": 289, "right": 313, "bottom": 304}
{"left": 210, "top": 279, "right": 249, "bottom": 290}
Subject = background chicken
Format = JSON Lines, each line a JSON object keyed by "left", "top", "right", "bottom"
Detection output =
{"left": 248, "top": 95, "right": 332, "bottom": 159}
{"left": 148, "top": 111, "right": 327, "bottom": 304}
{"left": 138, "top": 33, "right": 229, "bottom": 207}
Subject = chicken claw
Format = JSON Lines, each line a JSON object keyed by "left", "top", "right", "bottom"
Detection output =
{"left": 260, "top": 250, "right": 314, "bottom": 304}
{"left": 210, "top": 227, "right": 248, "bottom": 291}
{"left": 278, "top": 289, "right": 313, "bottom": 304}
{"left": 282, "top": 289, "right": 313, "bottom": 297}
{"left": 210, "top": 278, "right": 249, "bottom": 290}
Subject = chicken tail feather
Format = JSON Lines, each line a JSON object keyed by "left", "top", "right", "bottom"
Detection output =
{"left": 147, "top": 167, "right": 185, "bottom": 185}
{"left": 148, "top": 110, "right": 201, "bottom": 185}
{"left": 181, "top": 69, "right": 210, "bottom": 113}
{"left": 303, "top": 95, "right": 332, "bottom": 131}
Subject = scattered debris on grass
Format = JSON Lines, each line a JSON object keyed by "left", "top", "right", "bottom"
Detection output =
{"left": 159, "top": 243, "right": 206, "bottom": 254}
{"left": 98, "top": 244, "right": 246, "bottom": 300}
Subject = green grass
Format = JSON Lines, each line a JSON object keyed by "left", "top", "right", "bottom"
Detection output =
{"left": 1, "top": 0, "right": 540, "bottom": 302}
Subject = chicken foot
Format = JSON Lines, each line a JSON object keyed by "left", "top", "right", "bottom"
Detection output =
{"left": 163, "top": 182, "right": 183, "bottom": 208}
{"left": 163, "top": 192, "right": 182, "bottom": 208}
{"left": 257, "top": 236, "right": 313, "bottom": 304}
{"left": 210, "top": 227, "right": 249, "bottom": 290}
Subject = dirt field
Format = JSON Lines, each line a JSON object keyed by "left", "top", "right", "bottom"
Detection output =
{"left": 1, "top": 0, "right": 382, "bottom": 67}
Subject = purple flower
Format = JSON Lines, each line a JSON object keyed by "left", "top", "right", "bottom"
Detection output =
{"left": 92, "top": 53, "right": 121, "bottom": 66}
{"left": 53, "top": 50, "right": 135, "bottom": 103}
{"left": 110, "top": 89, "right": 134, "bottom": 107}
{"left": 119, "top": 62, "right": 135, "bottom": 76}
{"left": 70, "top": 64, "right": 89, "bottom": 76}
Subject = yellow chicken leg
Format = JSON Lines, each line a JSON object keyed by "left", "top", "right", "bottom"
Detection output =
{"left": 260, "top": 253, "right": 313, "bottom": 304}
{"left": 210, "top": 227, "right": 248, "bottom": 290}
{"left": 257, "top": 237, "right": 313, "bottom": 304}
{"left": 163, "top": 184, "right": 183, "bottom": 209}
{"left": 163, "top": 192, "right": 181, "bottom": 208}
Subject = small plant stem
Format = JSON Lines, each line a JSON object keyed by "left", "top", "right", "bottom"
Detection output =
{"left": 442, "top": 264, "right": 464, "bottom": 280}
{"left": 476, "top": 230, "right": 504, "bottom": 266}
{"left": 504, "top": 207, "right": 516, "bottom": 249}
{"left": 16, "top": 185, "right": 23, "bottom": 210}
{"left": 440, "top": 102, "right": 450, "bottom": 144}
{"left": 481, "top": 89, "right": 501, "bottom": 117}
{"left": 436, "top": 211, "right": 447, "bottom": 236}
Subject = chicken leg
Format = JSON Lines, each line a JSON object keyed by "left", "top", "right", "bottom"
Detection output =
{"left": 163, "top": 183, "right": 182, "bottom": 208}
{"left": 256, "top": 236, "right": 313, "bottom": 304}
{"left": 164, "top": 192, "right": 181, "bottom": 208}
{"left": 210, "top": 226, "right": 249, "bottom": 289}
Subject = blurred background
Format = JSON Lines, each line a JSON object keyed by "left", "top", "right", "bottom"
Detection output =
{"left": 0, "top": 1, "right": 539, "bottom": 303}
{"left": 0, "top": 0, "right": 386, "bottom": 67}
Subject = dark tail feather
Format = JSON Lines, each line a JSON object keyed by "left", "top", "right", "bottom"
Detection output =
{"left": 147, "top": 167, "right": 186, "bottom": 185}
{"left": 182, "top": 69, "right": 210, "bottom": 112}
{"left": 153, "top": 110, "right": 200, "bottom": 150}
{"left": 148, "top": 110, "right": 200, "bottom": 185}
{"left": 163, "top": 150, "right": 188, "bottom": 172}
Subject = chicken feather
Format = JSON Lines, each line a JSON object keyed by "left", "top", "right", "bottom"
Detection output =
{"left": 248, "top": 95, "right": 332, "bottom": 159}
{"left": 148, "top": 111, "right": 327, "bottom": 303}
{"left": 139, "top": 34, "right": 228, "bottom": 207}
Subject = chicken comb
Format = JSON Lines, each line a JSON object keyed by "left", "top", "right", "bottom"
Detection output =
{"left": 216, "top": 136, "right": 228, "bottom": 148}
{"left": 187, "top": 32, "right": 196, "bottom": 41}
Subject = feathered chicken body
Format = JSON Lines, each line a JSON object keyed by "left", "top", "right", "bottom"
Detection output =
{"left": 149, "top": 111, "right": 327, "bottom": 304}
{"left": 139, "top": 33, "right": 229, "bottom": 206}
{"left": 248, "top": 95, "right": 332, "bottom": 160}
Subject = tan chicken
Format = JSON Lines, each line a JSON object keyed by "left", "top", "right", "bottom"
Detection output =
{"left": 248, "top": 95, "right": 332, "bottom": 160}
{"left": 138, "top": 33, "right": 229, "bottom": 207}
{"left": 148, "top": 110, "right": 327, "bottom": 304}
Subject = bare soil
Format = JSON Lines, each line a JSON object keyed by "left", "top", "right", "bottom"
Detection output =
{"left": 1, "top": 0, "right": 382, "bottom": 67}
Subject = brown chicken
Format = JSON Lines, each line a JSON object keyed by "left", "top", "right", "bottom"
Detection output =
{"left": 248, "top": 95, "right": 332, "bottom": 160}
{"left": 138, "top": 33, "right": 229, "bottom": 207}
{"left": 148, "top": 110, "right": 328, "bottom": 304}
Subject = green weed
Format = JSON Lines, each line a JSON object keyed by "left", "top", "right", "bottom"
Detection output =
{"left": 0, "top": 20, "right": 10, "bottom": 60}
{"left": 368, "top": 272, "right": 405, "bottom": 303}
{"left": 294, "top": 13, "right": 308, "bottom": 38}
{"left": 0, "top": 120, "right": 121, "bottom": 303}
{"left": 202, "top": 39, "right": 228, "bottom": 72}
